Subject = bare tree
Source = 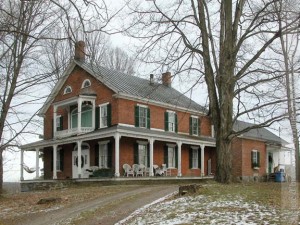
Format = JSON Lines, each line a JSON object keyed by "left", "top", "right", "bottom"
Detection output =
{"left": 0, "top": 0, "right": 112, "bottom": 193}
{"left": 276, "top": 0, "right": 300, "bottom": 181}
{"left": 123, "top": 0, "right": 300, "bottom": 182}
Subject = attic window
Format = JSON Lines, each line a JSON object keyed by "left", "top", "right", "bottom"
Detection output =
{"left": 82, "top": 79, "right": 91, "bottom": 88}
{"left": 63, "top": 86, "right": 72, "bottom": 94}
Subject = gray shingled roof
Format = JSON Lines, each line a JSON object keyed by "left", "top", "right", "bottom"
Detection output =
{"left": 76, "top": 60, "right": 208, "bottom": 113}
{"left": 233, "top": 121, "right": 287, "bottom": 145}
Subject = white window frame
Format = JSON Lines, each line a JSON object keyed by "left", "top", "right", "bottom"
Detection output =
{"left": 63, "top": 86, "right": 72, "bottom": 95}
{"left": 191, "top": 116, "right": 199, "bottom": 136}
{"left": 81, "top": 79, "right": 91, "bottom": 88}
{"left": 56, "top": 115, "right": 61, "bottom": 131}
{"left": 139, "top": 105, "right": 148, "bottom": 128}
{"left": 252, "top": 150, "right": 259, "bottom": 167}
{"left": 56, "top": 147, "right": 62, "bottom": 171}
{"left": 192, "top": 148, "right": 198, "bottom": 169}
{"left": 138, "top": 143, "right": 148, "bottom": 167}
{"left": 168, "top": 111, "right": 176, "bottom": 132}
{"left": 99, "top": 141, "right": 110, "bottom": 168}
{"left": 168, "top": 146, "right": 175, "bottom": 168}
{"left": 99, "top": 103, "right": 109, "bottom": 128}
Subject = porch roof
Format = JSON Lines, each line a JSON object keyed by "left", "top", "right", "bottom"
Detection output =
{"left": 21, "top": 125, "right": 216, "bottom": 151}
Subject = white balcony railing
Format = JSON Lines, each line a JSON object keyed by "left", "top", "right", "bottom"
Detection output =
{"left": 55, "top": 127, "right": 94, "bottom": 138}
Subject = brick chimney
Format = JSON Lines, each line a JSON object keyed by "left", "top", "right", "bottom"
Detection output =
{"left": 74, "top": 41, "right": 85, "bottom": 62}
{"left": 162, "top": 72, "right": 171, "bottom": 87}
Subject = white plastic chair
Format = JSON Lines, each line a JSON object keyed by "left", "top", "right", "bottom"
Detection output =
{"left": 123, "top": 164, "right": 134, "bottom": 177}
{"left": 162, "top": 164, "right": 171, "bottom": 176}
{"left": 133, "top": 164, "right": 143, "bottom": 177}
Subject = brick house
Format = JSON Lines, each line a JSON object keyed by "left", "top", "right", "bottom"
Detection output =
{"left": 20, "top": 41, "right": 287, "bottom": 181}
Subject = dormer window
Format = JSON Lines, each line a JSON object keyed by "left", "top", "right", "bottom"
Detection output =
{"left": 63, "top": 86, "right": 72, "bottom": 94}
{"left": 81, "top": 79, "right": 91, "bottom": 88}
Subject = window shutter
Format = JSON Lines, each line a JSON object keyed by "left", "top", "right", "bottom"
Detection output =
{"left": 134, "top": 143, "right": 139, "bottom": 164}
{"left": 175, "top": 113, "right": 178, "bottom": 133}
{"left": 147, "top": 108, "right": 150, "bottom": 129}
{"left": 198, "top": 148, "right": 201, "bottom": 169}
{"left": 95, "top": 106, "right": 100, "bottom": 129}
{"left": 189, "top": 148, "right": 193, "bottom": 169}
{"left": 135, "top": 106, "right": 139, "bottom": 127}
{"left": 164, "top": 112, "right": 169, "bottom": 131}
{"left": 147, "top": 144, "right": 150, "bottom": 167}
{"left": 189, "top": 117, "right": 192, "bottom": 135}
{"left": 257, "top": 151, "right": 260, "bottom": 167}
{"left": 51, "top": 118, "right": 54, "bottom": 138}
{"left": 95, "top": 144, "right": 99, "bottom": 166}
{"left": 51, "top": 149, "right": 53, "bottom": 171}
{"left": 107, "top": 104, "right": 112, "bottom": 127}
{"left": 251, "top": 151, "right": 254, "bottom": 168}
{"left": 107, "top": 142, "right": 112, "bottom": 168}
{"left": 175, "top": 146, "right": 178, "bottom": 168}
{"left": 197, "top": 118, "right": 200, "bottom": 136}
{"left": 60, "top": 150, "right": 64, "bottom": 171}
{"left": 59, "top": 116, "right": 63, "bottom": 131}
{"left": 164, "top": 145, "right": 168, "bottom": 165}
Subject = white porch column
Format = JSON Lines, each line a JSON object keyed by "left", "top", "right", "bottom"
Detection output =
{"left": 35, "top": 148, "right": 39, "bottom": 179}
{"left": 177, "top": 141, "right": 182, "bottom": 177}
{"left": 200, "top": 144, "right": 205, "bottom": 177}
{"left": 53, "top": 145, "right": 57, "bottom": 179}
{"left": 77, "top": 98, "right": 82, "bottom": 133}
{"left": 77, "top": 140, "right": 82, "bottom": 178}
{"left": 149, "top": 138, "right": 154, "bottom": 176}
{"left": 53, "top": 105, "right": 57, "bottom": 138}
{"left": 114, "top": 133, "right": 120, "bottom": 177}
{"left": 20, "top": 149, "right": 24, "bottom": 181}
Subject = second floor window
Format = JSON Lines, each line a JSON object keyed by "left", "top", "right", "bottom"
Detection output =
{"left": 165, "top": 111, "right": 178, "bottom": 132}
{"left": 190, "top": 116, "right": 199, "bottom": 136}
{"left": 135, "top": 105, "right": 150, "bottom": 129}
{"left": 71, "top": 105, "right": 92, "bottom": 128}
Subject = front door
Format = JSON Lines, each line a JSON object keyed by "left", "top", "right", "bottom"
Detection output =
{"left": 72, "top": 149, "right": 90, "bottom": 178}
{"left": 268, "top": 152, "right": 273, "bottom": 174}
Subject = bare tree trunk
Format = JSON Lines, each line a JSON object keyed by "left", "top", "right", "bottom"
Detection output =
{"left": 0, "top": 149, "right": 3, "bottom": 194}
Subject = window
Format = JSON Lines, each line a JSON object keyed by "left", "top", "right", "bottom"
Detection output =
{"left": 99, "top": 104, "right": 110, "bottom": 128}
{"left": 63, "top": 86, "right": 72, "bottom": 94}
{"left": 71, "top": 105, "right": 92, "bottom": 128}
{"left": 56, "top": 148, "right": 63, "bottom": 171}
{"left": 81, "top": 79, "right": 91, "bottom": 88}
{"left": 251, "top": 150, "right": 260, "bottom": 168}
{"left": 138, "top": 144, "right": 148, "bottom": 167}
{"left": 56, "top": 116, "right": 63, "bottom": 131}
{"left": 135, "top": 105, "right": 150, "bottom": 129}
{"left": 168, "top": 147, "right": 176, "bottom": 168}
{"left": 190, "top": 116, "right": 199, "bottom": 136}
{"left": 192, "top": 149, "right": 198, "bottom": 168}
{"left": 165, "top": 111, "right": 178, "bottom": 132}
{"left": 99, "top": 143, "right": 108, "bottom": 168}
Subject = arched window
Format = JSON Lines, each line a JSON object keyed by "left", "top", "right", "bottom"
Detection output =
{"left": 81, "top": 79, "right": 91, "bottom": 88}
{"left": 63, "top": 86, "right": 72, "bottom": 94}
{"left": 71, "top": 105, "right": 93, "bottom": 128}
{"left": 74, "top": 142, "right": 90, "bottom": 151}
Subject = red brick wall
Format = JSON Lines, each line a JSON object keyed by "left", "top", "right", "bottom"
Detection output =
{"left": 231, "top": 137, "right": 267, "bottom": 178}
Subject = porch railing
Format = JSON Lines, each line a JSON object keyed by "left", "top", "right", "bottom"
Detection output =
{"left": 55, "top": 127, "right": 94, "bottom": 138}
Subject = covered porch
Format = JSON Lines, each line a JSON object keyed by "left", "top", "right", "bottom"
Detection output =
{"left": 20, "top": 125, "right": 216, "bottom": 181}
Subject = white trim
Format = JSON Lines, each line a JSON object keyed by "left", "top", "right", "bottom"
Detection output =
{"left": 63, "top": 85, "right": 72, "bottom": 95}
{"left": 118, "top": 123, "right": 135, "bottom": 127}
{"left": 137, "top": 103, "right": 148, "bottom": 108}
{"left": 150, "top": 128, "right": 164, "bottom": 132}
{"left": 98, "top": 140, "right": 110, "bottom": 145}
{"left": 191, "top": 145, "right": 199, "bottom": 150}
{"left": 178, "top": 132, "right": 189, "bottom": 135}
{"left": 81, "top": 79, "right": 91, "bottom": 88}
{"left": 252, "top": 149, "right": 258, "bottom": 152}
{"left": 98, "top": 102, "right": 109, "bottom": 107}
{"left": 211, "top": 125, "right": 215, "bottom": 137}
{"left": 191, "top": 115, "right": 198, "bottom": 118}
{"left": 166, "top": 110, "right": 175, "bottom": 113}
{"left": 166, "top": 143, "right": 176, "bottom": 148}
{"left": 137, "top": 140, "right": 148, "bottom": 145}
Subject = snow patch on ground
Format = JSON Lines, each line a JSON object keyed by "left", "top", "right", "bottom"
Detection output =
{"left": 116, "top": 194, "right": 297, "bottom": 225}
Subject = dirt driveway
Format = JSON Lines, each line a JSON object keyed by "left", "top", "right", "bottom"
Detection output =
{"left": 1, "top": 184, "right": 178, "bottom": 225}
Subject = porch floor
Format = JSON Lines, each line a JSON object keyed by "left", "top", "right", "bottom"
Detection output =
{"left": 20, "top": 176, "right": 214, "bottom": 192}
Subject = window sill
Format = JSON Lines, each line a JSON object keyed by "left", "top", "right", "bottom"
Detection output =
{"left": 253, "top": 167, "right": 260, "bottom": 170}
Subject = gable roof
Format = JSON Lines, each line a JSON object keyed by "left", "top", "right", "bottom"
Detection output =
{"left": 39, "top": 60, "right": 208, "bottom": 115}
{"left": 233, "top": 120, "right": 287, "bottom": 145}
